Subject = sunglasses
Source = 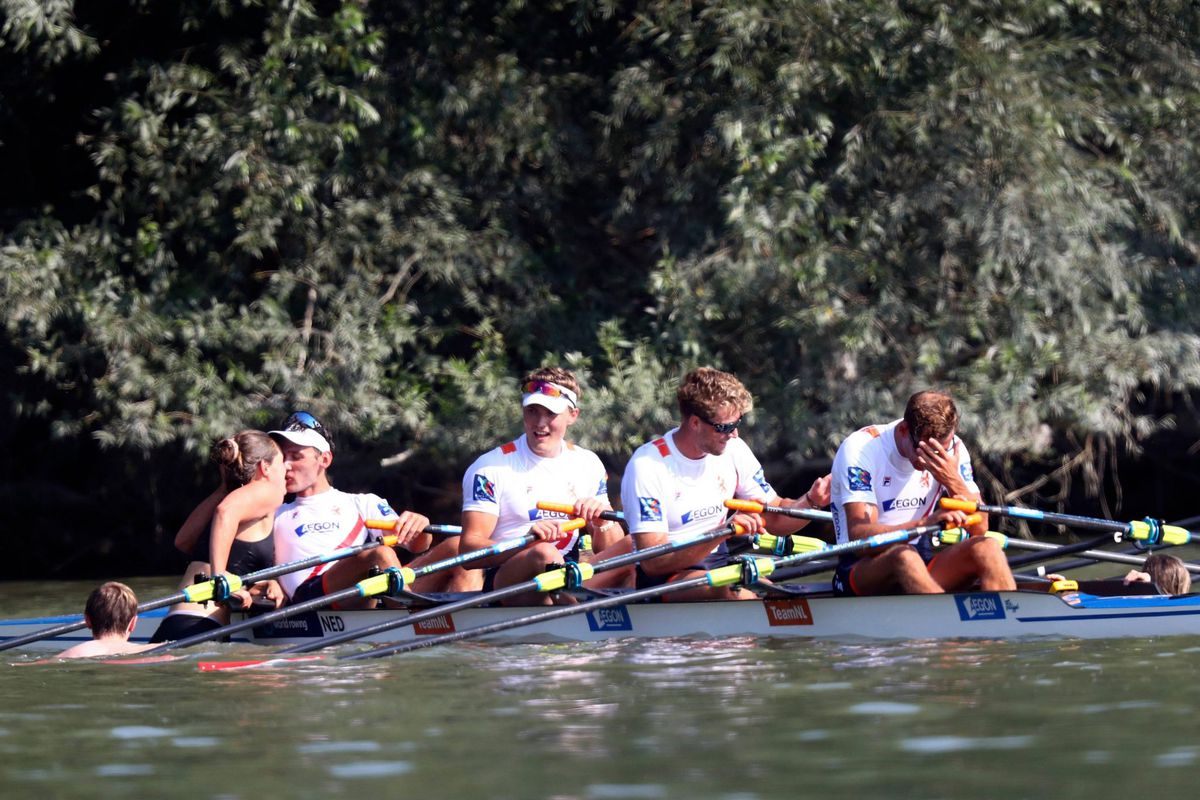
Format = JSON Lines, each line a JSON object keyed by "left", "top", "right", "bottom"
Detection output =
{"left": 284, "top": 411, "right": 332, "bottom": 445}
{"left": 698, "top": 415, "right": 741, "bottom": 435}
{"left": 523, "top": 381, "right": 578, "bottom": 407}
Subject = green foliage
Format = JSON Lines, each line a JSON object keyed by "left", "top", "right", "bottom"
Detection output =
{"left": 2, "top": 0, "right": 1200, "bottom": 573}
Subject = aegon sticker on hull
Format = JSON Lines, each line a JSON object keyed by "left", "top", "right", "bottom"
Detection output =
{"left": 413, "top": 614, "right": 455, "bottom": 635}
{"left": 955, "top": 593, "right": 1006, "bottom": 621}
{"left": 764, "top": 598, "right": 814, "bottom": 626}
{"left": 587, "top": 607, "right": 632, "bottom": 632}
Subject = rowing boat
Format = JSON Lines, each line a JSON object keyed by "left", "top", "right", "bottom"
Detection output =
{"left": 6, "top": 583, "right": 1200, "bottom": 652}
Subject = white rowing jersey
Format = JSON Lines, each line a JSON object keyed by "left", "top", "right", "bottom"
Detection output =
{"left": 461, "top": 435, "right": 609, "bottom": 552}
{"left": 273, "top": 488, "right": 397, "bottom": 599}
{"left": 620, "top": 429, "right": 774, "bottom": 550}
{"left": 830, "top": 419, "right": 979, "bottom": 546}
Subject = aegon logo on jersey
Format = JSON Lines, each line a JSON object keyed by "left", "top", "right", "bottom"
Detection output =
{"left": 293, "top": 521, "right": 340, "bottom": 537}
{"left": 638, "top": 497, "right": 663, "bottom": 522}
{"left": 376, "top": 503, "right": 396, "bottom": 517}
{"left": 681, "top": 505, "right": 725, "bottom": 524}
{"left": 472, "top": 474, "right": 497, "bottom": 503}
{"left": 751, "top": 469, "right": 773, "bottom": 495}
{"left": 527, "top": 508, "right": 570, "bottom": 521}
{"left": 881, "top": 496, "right": 924, "bottom": 513}
{"left": 847, "top": 466, "right": 872, "bottom": 491}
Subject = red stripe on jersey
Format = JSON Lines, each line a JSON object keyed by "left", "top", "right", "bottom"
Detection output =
{"left": 500, "top": 441, "right": 517, "bottom": 454}
{"left": 864, "top": 426, "right": 880, "bottom": 438}
{"left": 303, "top": 515, "right": 366, "bottom": 583}
{"left": 653, "top": 438, "right": 670, "bottom": 457}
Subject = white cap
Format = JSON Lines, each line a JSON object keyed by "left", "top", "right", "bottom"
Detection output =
{"left": 521, "top": 380, "right": 578, "bottom": 415}
{"left": 269, "top": 427, "right": 332, "bottom": 453}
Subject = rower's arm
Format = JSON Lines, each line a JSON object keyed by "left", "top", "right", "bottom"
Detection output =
{"left": 761, "top": 474, "right": 832, "bottom": 534}
{"left": 458, "top": 511, "right": 507, "bottom": 570}
{"left": 175, "top": 486, "right": 226, "bottom": 554}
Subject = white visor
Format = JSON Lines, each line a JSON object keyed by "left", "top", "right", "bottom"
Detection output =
{"left": 269, "top": 427, "right": 331, "bottom": 453}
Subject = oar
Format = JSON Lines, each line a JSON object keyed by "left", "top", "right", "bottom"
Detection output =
{"left": 343, "top": 518, "right": 963, "bottom": 662}
{"left": 0, "top": 519, "right": 460, "bottom": 653}
{"left": 724, "top": 498, "right": 833, "bottom": 523}
{"left": 939, "top": 498, "right": 1197, "bottom": 546}
{"left": 271, "top": 517, "right": 746, "bottom": 656}
{"left": 144, "top": 519, "right": 584, "bottom": 654}
{"left": 936, "top": 529, "right": 1200, "bottom": 575}
{"left": 535, "top": 502, "right": 625, "bottom": 524}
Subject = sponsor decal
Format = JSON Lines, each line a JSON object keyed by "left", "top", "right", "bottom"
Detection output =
{"left": 294, "top": 521, "right": 341, "bottom": 537}
{"left": 528, "top": 507, "right": 571, "bottom": 521}
{"left": 472, "top": 474, "right": 497, "bottom": 503}
{"left": 881, "top": 496, "right": 924, "bottom": 513}
{"left": 413, "top": 614, "right": 455, "bottom": 635}
{"left": 765, "top": 598, "right": 814, "bottom": 626}
{"left": 752, "top": 469, "right": 773, "bottom": 495}
{"left": 319, "top": 614, "right": 345, "bottom": 633}
{"left": 681, "top": 504, "right": 724, "bottom": 525}
{"left": 638, "top": 496, "right": 663, "bottom": 522}
{"left": 882, "top": 476, "right": 892, "bottom": 487}
{"left": 960, "top": 463, "right": 975, "bottom": 482}
{"left": 587, "top": 606, "right": 633, "bottom": 632}
{"left": 376, "top": 502, "right": 396, "bottom": 518}
{"left": 597, "top": 477, "right": 608, "bottom": 495}
{"left": 847, "top": 466, "right": 872, "bottom": 492}
{"left": 252, "top": 611, "right": 323, "bottom": 638}
{"left": 955, "top": 593, "right": 1006, "bottom": 621}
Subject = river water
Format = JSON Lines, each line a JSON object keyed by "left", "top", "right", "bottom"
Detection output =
{"left": 1, "top": 577, "right": 1197, "bottom": 799}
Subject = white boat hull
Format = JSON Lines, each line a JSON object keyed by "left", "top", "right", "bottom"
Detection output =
{"left": 6, "top": 589, "right": 1200, "bottom": 652}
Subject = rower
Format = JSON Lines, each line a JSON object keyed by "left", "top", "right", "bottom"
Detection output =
{"left": 270, "top": 411, "right": 433, "bottom": 609}
{"left": 620, "top": 367, "right": 831, "bottom": 601}
{"left": 422, "top": 366, "right": 632, "bottom": 603}
{"left": 829, "top": 390, "right": 1014, "bottom": 595}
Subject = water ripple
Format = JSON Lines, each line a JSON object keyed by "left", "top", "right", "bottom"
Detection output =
{"left": 900, "top": 735, "right": 1034, "bottom": 754}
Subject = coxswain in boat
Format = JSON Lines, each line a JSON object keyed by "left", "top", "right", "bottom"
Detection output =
{"left": 58, "top": 582, "right": 157, "bottom": 658}
{"left": 150, "top": 430, "right": 287, "bottom": 642}
{"left": 424, "top": 367, "right": 632, "bottom": 604}
{"left": 829, "top": 390, "right": 1014, "bottom": 595}
{"left": 620, "top": 367, "right": 831, "bottom": 601}
{"left": 270, "top": 412, "right": 432, "bottom": 609}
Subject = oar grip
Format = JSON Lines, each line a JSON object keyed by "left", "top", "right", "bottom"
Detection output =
{"left": 536, "top": 501, "right": 576, "bottom": 515}
{"left": 939, "top": 498, "right": 978, "bottom": 513}
{"left": 561, "top": 518, "right": 587, "bottom": 533}
{"left": 724, "top": 499, "right": 766, "bottom": 513}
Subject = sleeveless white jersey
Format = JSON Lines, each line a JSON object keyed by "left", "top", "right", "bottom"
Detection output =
{"left": 273, "top": 488, "right": 397, "bottom": 598}
{"left": 461, "top": 435, "right": 609, "bottom": 552}
{"left": 620, "top": 429, "right": 774, "bottom": 549}
{"left": 830, "top": 420, "right": 979, "bottom": 545}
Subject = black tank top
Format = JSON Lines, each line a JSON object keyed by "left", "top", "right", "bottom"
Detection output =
{"left": 191, "top": 531, "right": 275, "bottom": 575}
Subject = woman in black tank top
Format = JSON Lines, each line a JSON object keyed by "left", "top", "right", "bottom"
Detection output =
{"left": 150, "top": 430, "right": 286, "bottom": 644}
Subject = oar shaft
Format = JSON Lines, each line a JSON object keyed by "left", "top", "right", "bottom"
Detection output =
{"left": 939, "top": 499, "right": 1196, "bottom": 545}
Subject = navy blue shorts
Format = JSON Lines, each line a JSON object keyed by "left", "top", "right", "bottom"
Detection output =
{"left": 289, "top": 574, "right": 328, "bottom": 605}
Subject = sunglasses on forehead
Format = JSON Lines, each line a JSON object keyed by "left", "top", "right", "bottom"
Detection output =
{"left": 523, "top": 381, "right": 577, "bottom": 405}
{"left": 284, "top": 411, "right": 331, "bottom": 441}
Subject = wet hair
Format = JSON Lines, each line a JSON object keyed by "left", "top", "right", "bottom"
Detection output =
{"left": 85, "top": 582, "right": 138, "bottom": 637}
{"left": 904, "top": 391, "right": 960, "bottom": 443}
{"left": 210, "top": 430, "right": 280, "bottom": 492}
{"left": 1144, "top": 553, "right": 1191, "bottom": 596}
{"left": 677, "top": 367, "right": 753, "bottom": 421}
{"left": 521, "top": 366, "right": 581, "bottom": 398}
